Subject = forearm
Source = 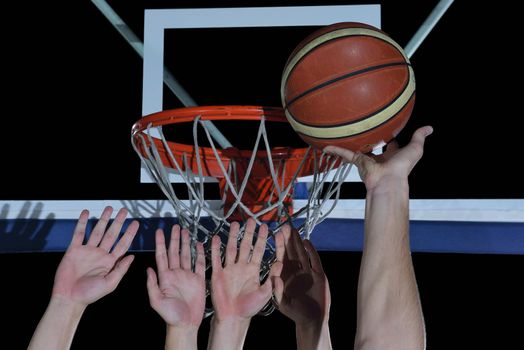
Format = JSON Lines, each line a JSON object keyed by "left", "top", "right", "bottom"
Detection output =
{"left": 165, "top": 324, "right": 199, "bottom": 350}
{"left": 28, "top": 296, "right": 86, "bottom": 350}
{"left": 296, "top": 321, "right": 332, "bottom": 350}
{"left": 207, "top": 317, "right": 250, "bottom": 350}
{"left": 355, "top": 178, "right": 424, "bottom": 349}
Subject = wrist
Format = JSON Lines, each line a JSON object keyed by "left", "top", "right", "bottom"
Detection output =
{"left": 166, "top": 323, "right": 200, "bottom": 334}
{"left": 166, "top": 324, "right": 199, "bottom": 348}
{"left": 27, "top": 296, "right": 86, "bottom": 350}
{"left": 210, "top": 316, "right": 251, "bottom": 340}
{"left": 208, "top": 316, "right": 251, "bottom": 350}
{"left": 211, "top": 315, "right": 251, "bottom": 330}
{"left": 367, "top": 176, "right": 409, "bottom": 196}
{"left": 295, "top": 320, "right": 332, "bottom": 350}
{"left": 49, "top": 295, "right": 87, "bottom": 317}
{"left": 295, "top": 319, "right": 329, "bottom": 334}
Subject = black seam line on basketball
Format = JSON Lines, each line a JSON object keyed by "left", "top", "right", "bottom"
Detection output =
{"left": 286, "top": 34, "right": 408, "bottom": 82}
{"left": 283, "top": 32, "right": 409, "bottom": 99}
{"left": 287, "top": 65, "right": 411, "bottom": 131}
{"left": 285, "top": 62, "right": 410, "bottom": 109}
{"left": 286, "top": 65, "right": 411, "bottom": 128}
{"left": 295, "top": 91, "right": 415, "bottom": 140}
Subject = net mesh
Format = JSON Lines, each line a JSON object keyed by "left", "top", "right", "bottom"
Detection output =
{"left": 132, "top": 107, "right": 352, "bottom": 315}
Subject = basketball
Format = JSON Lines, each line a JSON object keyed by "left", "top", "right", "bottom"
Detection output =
{"left": 281, "top": 22, "right": 415, "bottom": 153}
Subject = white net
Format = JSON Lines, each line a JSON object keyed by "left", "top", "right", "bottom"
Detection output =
{"left": 132, "top": 107, "right": 352, "bottom": 315}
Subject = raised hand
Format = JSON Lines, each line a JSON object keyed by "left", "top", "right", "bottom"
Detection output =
{"left": 326, "top": 128, "right": 432, "bottom": 350}
{"left": 207, "top": 218, "right": 284, "bottom": 350}
{"left": 325, "top": 126, "right": 433, "bottom": 190}
{"left": 273, "top": 226, "right": 330, "bottom": 327}
{"left": 272, "top": 226, "right": 333, "bottom": 350}
{"left": 52, "top": 206, "right": 139, "bottom": 305}
{"left": 146, "top": 225, "right": 206, "bottom": 328}
{"left": 210, "top": 218, "right": 283, "bottom": 321}
{"left": 29, "top": 207, "right": 138, "bottom": 350}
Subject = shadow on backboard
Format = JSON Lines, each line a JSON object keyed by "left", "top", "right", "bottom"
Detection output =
{"left": 0, "top": 202, "right": 54, "bottom": 253}
{"left": 119, "top": 200, "right": 177, "bottom": 251}
{"left": 0, "top": 200, "right": 179, "bottom": 253}
{"left": 119, "top": 200, "right": 226, "bottom": 252}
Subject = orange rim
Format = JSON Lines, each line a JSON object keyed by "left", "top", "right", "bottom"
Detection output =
{"left": 131, "top": 105, "right": 317, "bottom": 178}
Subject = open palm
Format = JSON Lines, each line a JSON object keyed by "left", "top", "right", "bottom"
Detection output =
{"left": 210, "top": 219, "right": 284, "bottom": 320}
{"left": 147, "top": 225, "right": 206, "bottom": 328}
{"left": 52, "top": 207, "right": 139, "bottom": 305}
{"left": 274, "top": 227, "right": 331, "bottom": 327}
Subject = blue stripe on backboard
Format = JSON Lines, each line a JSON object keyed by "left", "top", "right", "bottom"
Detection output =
{"left": 307, "top": 219, "right": 524, "bottom": 254}
{"left": 1, "top": 218, "right": 523, "bottom": 254}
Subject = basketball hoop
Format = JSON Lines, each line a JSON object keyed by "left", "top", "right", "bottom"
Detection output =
{"left": 131, "top": 105, "right": 352, "bottom": 315}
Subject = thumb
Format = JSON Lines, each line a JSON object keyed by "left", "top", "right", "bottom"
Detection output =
{"left": 269, "top": 260, "right": 283, "bottom": 278}
{"left": 146, "top": 267, "right": 162, "bottom": 309}
{"left": 410, "top": 126, "right": 433, "bottom": 148}
{"left": 259, "top": 274, "right": 274, "bottom": 303}
{"left": 268, "top": 261, "right": 284, "bottom": 306}
{"left": 404, "top": 126, "right": 434, "bottom": 167}
{"left": 241, "top": 277, "right": 274, "bottom": 315}
{"left": 105, "top": 255, "right": 134, "bottom": 291}
{"left": 272, "top": 276, "right": 284, "bottom": 306}
{"left": 261, "top": 273, "right": 273, "bottom": 292}
{"left": 324, "top": 146, "right": 370, "bottom": 174}
{"left": 323, "top": 145, "right": 356, "bottom": 163}
{"left": 303, "top": 240, "right": 324, "bottom": 274}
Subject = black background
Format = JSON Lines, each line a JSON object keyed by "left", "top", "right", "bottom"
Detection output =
{"left": 1, "top": 1, "right": 523, "bottom": 348}
{"left": 1, "top": 0, "right": 523, "bottom": 200}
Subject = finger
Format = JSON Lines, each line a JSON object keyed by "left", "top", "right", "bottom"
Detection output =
{"left": 273, "top": 230, "right": 285, "bottom": 264}
{"left": 323, "top": 145, "right": 356, "bottom": 163}
{"left": 99, "top": 208, "right": 128, "bottom": 252}
{"left": 111, "top": 220, "right": 139, "bottom": 258}
{"left": 246, "top": 283, "right": 273, "bottom": 315}
{"left": 146, "top": 267, "right": 162, "bottom": 309}
{"left": 238, "top": 218, "right": 256, "bottom": 262}
{"left": 180, "top": 228, "right": 191, "bottom": 270}
{"left": 272, "top": 276, "right": 284, "bottom": 305}
{"left": 411, "top": 126, "right": 434, "bottom": 147}
{"left": 225, "top": 222, "right": 240, "bottom": 266}
{"left": 168, "top": 225, "right": 181, "bottom": 269}
{"left": 259, "top": 274, "right": 274, "bottom": 300}
{"left": 70, "top": 209, "right": 89, "bottom": 247}
{"left": 303, "top": 239, "right": 325, "bottom": 274}
{"left": 87, "top": 206, "right": 113, "bottom": 246}
{"left": 324, "top": 146, "right": 370, "bottom": 172}
{"left": 269, "top": 260, "right": 283, "bottom": 278}
{"left": 291, "top": 229, "right": 309, "bottom": 270}
{"left": 105, "top": 255, "right": 134, "bottom": 291}
{"left": 405, "top": 126, "right": 434, "bottom": 166}
{"left": 281, "top": 224, "right": 297, "bottom": 261}
{"left": 195, "top": 242, "right": 206, "bottom": 277}
{"left": 250, "top": 224, "right": 268, "bottom": 265}
{"left": 154, "top": 229, "right": 169, "bottom": 272}
{"left": 211, "top": 235, "right": 223, "bottom": 270}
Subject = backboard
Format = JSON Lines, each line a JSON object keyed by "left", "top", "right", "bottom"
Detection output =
{"left": 1, "top": 0, "right": 523, "bottom": 254}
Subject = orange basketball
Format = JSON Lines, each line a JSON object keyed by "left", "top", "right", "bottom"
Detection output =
{"left": 281, "top": 22, "right": 415, "bottom": 153}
